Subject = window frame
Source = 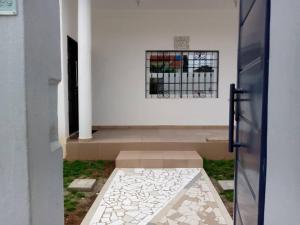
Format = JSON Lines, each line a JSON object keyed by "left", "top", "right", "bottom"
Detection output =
{"left": 145, "top": 50, "right": 220, "bottom": 99}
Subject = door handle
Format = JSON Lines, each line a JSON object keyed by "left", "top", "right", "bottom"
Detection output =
{"left": 75, "top": 61, "right": 78, "bottom": 88}
{"left": 229, "top": 83, "right": 245, "bottom": 152}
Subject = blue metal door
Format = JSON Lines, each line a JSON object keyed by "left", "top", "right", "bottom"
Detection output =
{"left": 229, "top": 0, "right": 270, "bottom": 225}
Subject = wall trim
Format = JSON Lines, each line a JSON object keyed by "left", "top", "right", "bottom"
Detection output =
{"left": 93, "top": 125, "right": 228, "bottom": 130}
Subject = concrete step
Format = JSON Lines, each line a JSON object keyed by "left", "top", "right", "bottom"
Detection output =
{"left": 66, "top": 139, "right": 231, "bottom": 161}
{"left": 116, "top": 150, "right": 203, "bottom": 168}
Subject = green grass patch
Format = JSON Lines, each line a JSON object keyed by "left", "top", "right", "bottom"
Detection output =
{"left": 64, "top": 194, "right": 79, "bottom": 212}
{"left": 63, "top": 160, "right": 111, "bottom": 214}
{"left": 221, "top": 190, "right": 234, "bottom": 202}
{"left": 203, "top": 159, "right": 234, "bottom": 180}
{"left": 64, "top": 160, "right": 105, "bottom": 187}
{"left": 203, "top": 159, "right": 235, "bottom": 203}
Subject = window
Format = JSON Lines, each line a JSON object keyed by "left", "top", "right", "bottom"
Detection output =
{"left": 145, "top": 51, "right": 219, "bottom": 98}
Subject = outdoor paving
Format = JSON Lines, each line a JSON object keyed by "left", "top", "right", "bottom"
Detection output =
{"left": 68, "top": 179, "right": 97, "bottom": 192}
{"left": 82, "top": 168, "right": 232, "bottom": 225}
{"left": 217, "top": 181, "right": 234, "bottom": 191}
{"left": 75, "top": 127, "right": 228, "bottom": 143}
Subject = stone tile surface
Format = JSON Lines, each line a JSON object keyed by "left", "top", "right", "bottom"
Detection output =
{"left": 217, "top": 180, "right": 234, "bottom": 191}
{"left": 83, "top": 169, "right": 232, "bottom": 225}
{"left": 68, "top": 179, "right": 96, "bottom": 192}
{"left": 152, "top": 172, "right": 230, "bottom": 225}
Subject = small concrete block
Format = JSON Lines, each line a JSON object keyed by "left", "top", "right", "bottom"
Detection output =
{"left": 218, "top": 180, "right": 234, "bottom": 191}
{"left": 68, "top": 179, "right": 96, "bottom": 192}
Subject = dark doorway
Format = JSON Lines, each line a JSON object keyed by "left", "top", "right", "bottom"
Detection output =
{"left": 68, "top": 36, "right": 79, "bottom": 135}
{"left": 229, "top": 0, "right": 270, "bottom": 225}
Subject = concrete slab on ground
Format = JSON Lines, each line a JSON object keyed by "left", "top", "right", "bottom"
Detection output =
{"left": 218, "top": 180, "right": 234, "bottom": 191}
{"left": 68, "top": 179, "right": 96, "bottom": 192}
{"left": 116, "top": 150, "right": 203, "bottom": 168}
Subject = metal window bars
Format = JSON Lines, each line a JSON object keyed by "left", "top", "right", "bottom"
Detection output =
{"left": 145, "top": 50, "right": 219, "bottom": 99}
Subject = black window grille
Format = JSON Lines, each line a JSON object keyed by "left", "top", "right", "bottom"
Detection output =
{"left": 145, "top": 50, "right": 219, "bottom": 98}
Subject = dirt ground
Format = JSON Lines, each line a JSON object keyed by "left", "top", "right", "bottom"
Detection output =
{"left": 64, "top": 162, "right": 115, "bottom": 225}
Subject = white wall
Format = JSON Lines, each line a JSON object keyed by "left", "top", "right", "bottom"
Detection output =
{"left": 92, "top": 9, "right": 238, "bottom": 126}
{"left": 264, "top": 1, "right": 300, "bottom": 225}
{"left": 58, "top": 0, "right": 77, "bottom": 144}
{"left": 58, "top": 6, "right": 238, "bottom": 141}
{"left": 1, "top": 0, "right": 64, "bottom": 224}
{"left": 0, "top": 1, "right": 30, "bottom": 223}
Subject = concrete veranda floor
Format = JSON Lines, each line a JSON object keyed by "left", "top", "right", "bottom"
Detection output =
{"left": 75, "top": 127, "right": 228, "bottom": 143}
{"left": 66, "top": 127, "right": 232, "bottom": 161}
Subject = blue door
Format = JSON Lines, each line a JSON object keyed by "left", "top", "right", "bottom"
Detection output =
{"left": 229, "top": 0, "right": 270, "bottom": 225}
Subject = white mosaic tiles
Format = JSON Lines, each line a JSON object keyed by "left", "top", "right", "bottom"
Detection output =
{"left": 152, "top": 172, "right": 229, "bottom": 225}
{"left": 89, "top": 169, "right": 199, "bottom": 225}
{"left": 85, "top": 169, "right": 232, "bottom": 225}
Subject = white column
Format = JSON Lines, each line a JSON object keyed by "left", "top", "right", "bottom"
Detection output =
{"left": 78, "top": 0, "right": 92, "bottom": 139}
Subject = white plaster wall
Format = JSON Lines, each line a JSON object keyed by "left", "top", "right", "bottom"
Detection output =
{"left": 58, "top": 6, "right": 238, "bottom": 141}
{"left": 1, "top": 0, "right": 64, "bottom": 224}
{"left": 58, "top": 0, "right": 77, "bottom": 144}
{"left": 264, "top": 1, "right": 300, "bottom": 224}
{"left": 23, "top": 0, "right": 64, "bottom": 224}
{"left": 0, "top": 1, "right": 30, "bottom": 224}
{"left": 92, "top": 9, "right": 238, "bottom": 126}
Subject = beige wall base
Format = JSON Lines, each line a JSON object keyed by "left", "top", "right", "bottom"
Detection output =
{"left": 65, "top": 141, "right": 233, "bottom": 161}
{"left": 93, "top": 125, "right": 229, "bottom": 130}
{"left": 65, "top": 126, "right": 233, "bottom": 161}
{"left": 116, "top": 151, "right": 203, "bottom": 168}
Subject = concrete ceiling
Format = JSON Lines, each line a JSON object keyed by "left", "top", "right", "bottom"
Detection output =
{"left": 93, "top": 0, "right": 237, "bottom": 10}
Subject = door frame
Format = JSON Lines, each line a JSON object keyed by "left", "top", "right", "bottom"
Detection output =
{"left": 67, "top": 35, "right": 79, "bottom": 136}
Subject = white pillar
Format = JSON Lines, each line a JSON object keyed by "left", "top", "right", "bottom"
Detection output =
{"left": 78, "top": 0, "right": 92, "bottom": 139}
